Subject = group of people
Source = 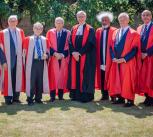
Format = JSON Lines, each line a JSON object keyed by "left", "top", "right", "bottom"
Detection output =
{"left": 0, "top": 9, "right": 153, "bottom": 107}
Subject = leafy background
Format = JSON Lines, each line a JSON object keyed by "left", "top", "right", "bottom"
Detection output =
{"left": 0, "top": 0, "right": 153, "bottom": 34}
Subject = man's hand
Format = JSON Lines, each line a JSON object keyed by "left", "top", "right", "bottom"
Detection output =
{"left": 112, "top": 58, "right": 126, "bottom": 64}
{"left": 117, "top": 58, "right": 126, "bottom": 64}
{"left": 42, "top": 53, "right": 48, "bottom": 60}
{"left": 141, "top": 53, "right": 147, "bottom": 60}
{"left": 59, "top": 53, "right": 65, "bottom": 59}
{"left": 2, "top": 63, "right": 7, "bottom": 70}
{"left": 22, "top": 50, "right": 26, "bottom": 58}
{"left": 54, "top": 52, "right": 62, "bottom": 60}
{"left": 112, "top": 58, "right": 118, "bottom": 63}
{"left": 72, "top": 52, "right": 80, "bottom": 62}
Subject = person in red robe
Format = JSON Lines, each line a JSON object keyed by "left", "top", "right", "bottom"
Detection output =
{"left": 0, "top": 15, "right": 25, "bottom": 105}
{"left": 106, "top": 12, "right": 140, "bottom": 107}
{"left": 137, "top": 10, "right": 153, "bottom": 106}
{"left": 95, "top": 11, "right": 116, "bottom": 101}
{"left": 23, "top": 22, "right": 50, "bottom": 106}
{"left": 46, "top": 17, "right": 70, "bottom": 102}
{"left": 67, "top": 11, "right": 96, "bottom": 103}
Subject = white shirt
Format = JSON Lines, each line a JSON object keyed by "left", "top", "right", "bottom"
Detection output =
{"left": 100, "top": 26, "right": 109, "bottom": 71}
{"left": 118, "top": 26, "right": 129, "bottom": 42}
{"left": 76, "top": 23, "right": 85, "bottom": 36}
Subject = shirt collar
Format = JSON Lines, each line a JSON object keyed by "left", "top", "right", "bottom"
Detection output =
{"left": 79, "top": 23, "right": 85, "bottom": 27}
{"left": 121, "top": 26, "right": 130, "bottom": 32}
{"left": 9, "top": 28, "right": 16, "bottom": 32}
{"left": 34, "top": 35, "right": 41, "bottom": 39}
{"left": 144, "top": 21, "right": 152, "bottom": 28}
{"left": 57, "top": 29, "right": 63, "bottom": 34}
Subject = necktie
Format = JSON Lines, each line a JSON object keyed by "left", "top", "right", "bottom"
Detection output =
{"left": 118, "top": 28, "right": 124, "bottom": 43}
{"left": 142, "top": 25, "right": 148, "bottom": 38}
{"left": 12, "top": 31, "right": 17, "bottom": 49}
{"left": 57, "top": 32, "right": 61, "bottom": 51}
{"left": 36, "top": 37, "right": 41, "bottom": 59}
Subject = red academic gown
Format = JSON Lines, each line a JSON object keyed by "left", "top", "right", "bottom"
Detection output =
{"left": 0, "top": 28, "right": 25, "bottom": 96}
{"left": 137, "top": 24, "right": 153, "bottom": 97}
{"left": 67, "top": 24, "right": 96, "bottom": 94}
{"left": 95, "top": 26, "right": 116, "bottom": 90}
{"left": 46, "top": 28, "right": 70, "bottom": 94}
{"left": 106, "top": 28, "right": 140, "bottom": 100}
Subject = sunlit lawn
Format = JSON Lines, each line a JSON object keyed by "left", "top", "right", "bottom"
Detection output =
{"left": 0, "top": 91, "right": 153, "bottom": 137}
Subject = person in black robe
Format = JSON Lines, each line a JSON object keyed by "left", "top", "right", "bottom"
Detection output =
{"left": 67, "top": 11, "right": 96, "bottom": 103}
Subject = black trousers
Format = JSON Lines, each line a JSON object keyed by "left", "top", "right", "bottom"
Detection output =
{"left": 27, "top": 59, "right": 44, "bottom": 103}
{"left": 4, "top": 59, "right": 20, "bottom": 103}
{"left": 50, "top": 89, "right": 64, "bottom": 99}
{"left": 101, "top": 70, "right": 109, "bottom": 97}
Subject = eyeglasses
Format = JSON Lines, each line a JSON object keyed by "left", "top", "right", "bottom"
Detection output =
{"left": 9, "top": 20, "right": 17, "bottom": 22}
{"left": 142, "top": 14, "right": 151, "bottom": 17}
{"left": 77, "top": 16, "right": 85, "bottom": 18}
{"left": 34, "top": 28, "right": 43, "bottom": 31}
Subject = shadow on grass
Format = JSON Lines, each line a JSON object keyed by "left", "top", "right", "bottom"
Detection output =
{"left": 96, "top": 100, "right": 153, "bottom": 118}
{"left": 0, "top": 99, "right": 152, "bottom": 118}
{"left": 0, "top": 99, "right": 104, "bottom": 115}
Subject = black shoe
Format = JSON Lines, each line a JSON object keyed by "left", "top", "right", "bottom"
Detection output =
{"left": 35, "top": 100, "right": 43, "bottom": 104}
{"left": 144, "top": 97, "right": 153, "bottom": 106}
{"left": 13, "top": 99, "right": 21, "bottom": 103}
{"left": 124, "top": 101, "right": 134, "bottom": 107}
{"left": 113, "top": 98, "right": 125, "bottom": 104}
{"left": 28, "top": 101, "right": 34, "bottom": 106}
{"left": 143, "top": 97, "right": 149, "bottom": 105}
{"left": 5, "top": 101, "right": 13, "bottom": 105}
{"left": 50, "top": 98, "right": 55, "bottom": 102}
{"left": 58, "top": 89, "right": 64, "bottom": 100}
{"left": 110, "top": 97, "right": 116, "bottom": 103}
{"left": 101, "top": 96, "right": 109, "bottom": 101}
{"left": 101, "top": 90, "right": 109, "bottom": 101}
{"left": 59, "top": 98, "right": 64, "bottom": 100}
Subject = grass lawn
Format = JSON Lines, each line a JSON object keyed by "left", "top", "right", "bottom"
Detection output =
{"left": 0, "top": 91, "right": 153, "bottom": 137}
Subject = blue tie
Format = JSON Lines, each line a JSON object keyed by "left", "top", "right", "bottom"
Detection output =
{"left": 36, "top": 37, "right": 41, "bottom": 59}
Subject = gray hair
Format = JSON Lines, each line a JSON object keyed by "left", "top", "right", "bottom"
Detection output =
{"left": 76, "top": 10, "right": 87, "bottom": 17}
{"left": 33, "top": 22, "right": 43, "bottom": 29}
{"left": 118, "top": 12, "right": 129, "bottom": 20}
{"left": 96, "top": 11, "right": 114, "bottom": 22}
{"left": 142, "top": 10, "right": 152, "bottom": 16}
{"left": 8, "top": 15, "right": 18, "bottom": 21}
{"left": 55, "top": 17, "right": 64, "bottom": 24}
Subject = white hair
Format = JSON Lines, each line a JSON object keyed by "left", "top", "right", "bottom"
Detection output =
{"left": 96, "top": 11, "right": 113, "bottom": 22}
{"left": 118, "top": 12, "right": 129, "bottom": 20}
{"left": 55, "top": 17, "right": 64, "bottom": 24}
{"left": 33, "top": 22, "right": 43, "bottom": 29}
{"left": 76, "top": 10, "right": 86, "bottom": 17}
{"left": 8, "top": 15, "right": 18, "bottom": 21}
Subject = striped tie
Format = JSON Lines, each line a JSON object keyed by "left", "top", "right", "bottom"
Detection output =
{"left": 142, "top": 25, "right": 148, "bottom": 38}
{"left": 36, "top": 37, "right": 41, "bottom": 59}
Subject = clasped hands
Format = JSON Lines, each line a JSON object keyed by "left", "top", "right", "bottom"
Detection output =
{"left": 53, "top": 52, "right": 64, "bottom": 60}
{"left": 141, "top": 53, "right": 147, "bottom": 60}
{"left": 72, "top": 52, "right": 81, "bottom": 62}
{"left": 112, "top": 58, "right": 126, "bottom": 64}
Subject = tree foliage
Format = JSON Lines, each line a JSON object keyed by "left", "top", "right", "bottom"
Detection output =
{"left": 0, "top": 0, "right": 153, "bottom": 30}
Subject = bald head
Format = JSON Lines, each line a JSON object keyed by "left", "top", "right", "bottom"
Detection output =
{"left": 141, "top": 10, "right": 152, "bottom": 24}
